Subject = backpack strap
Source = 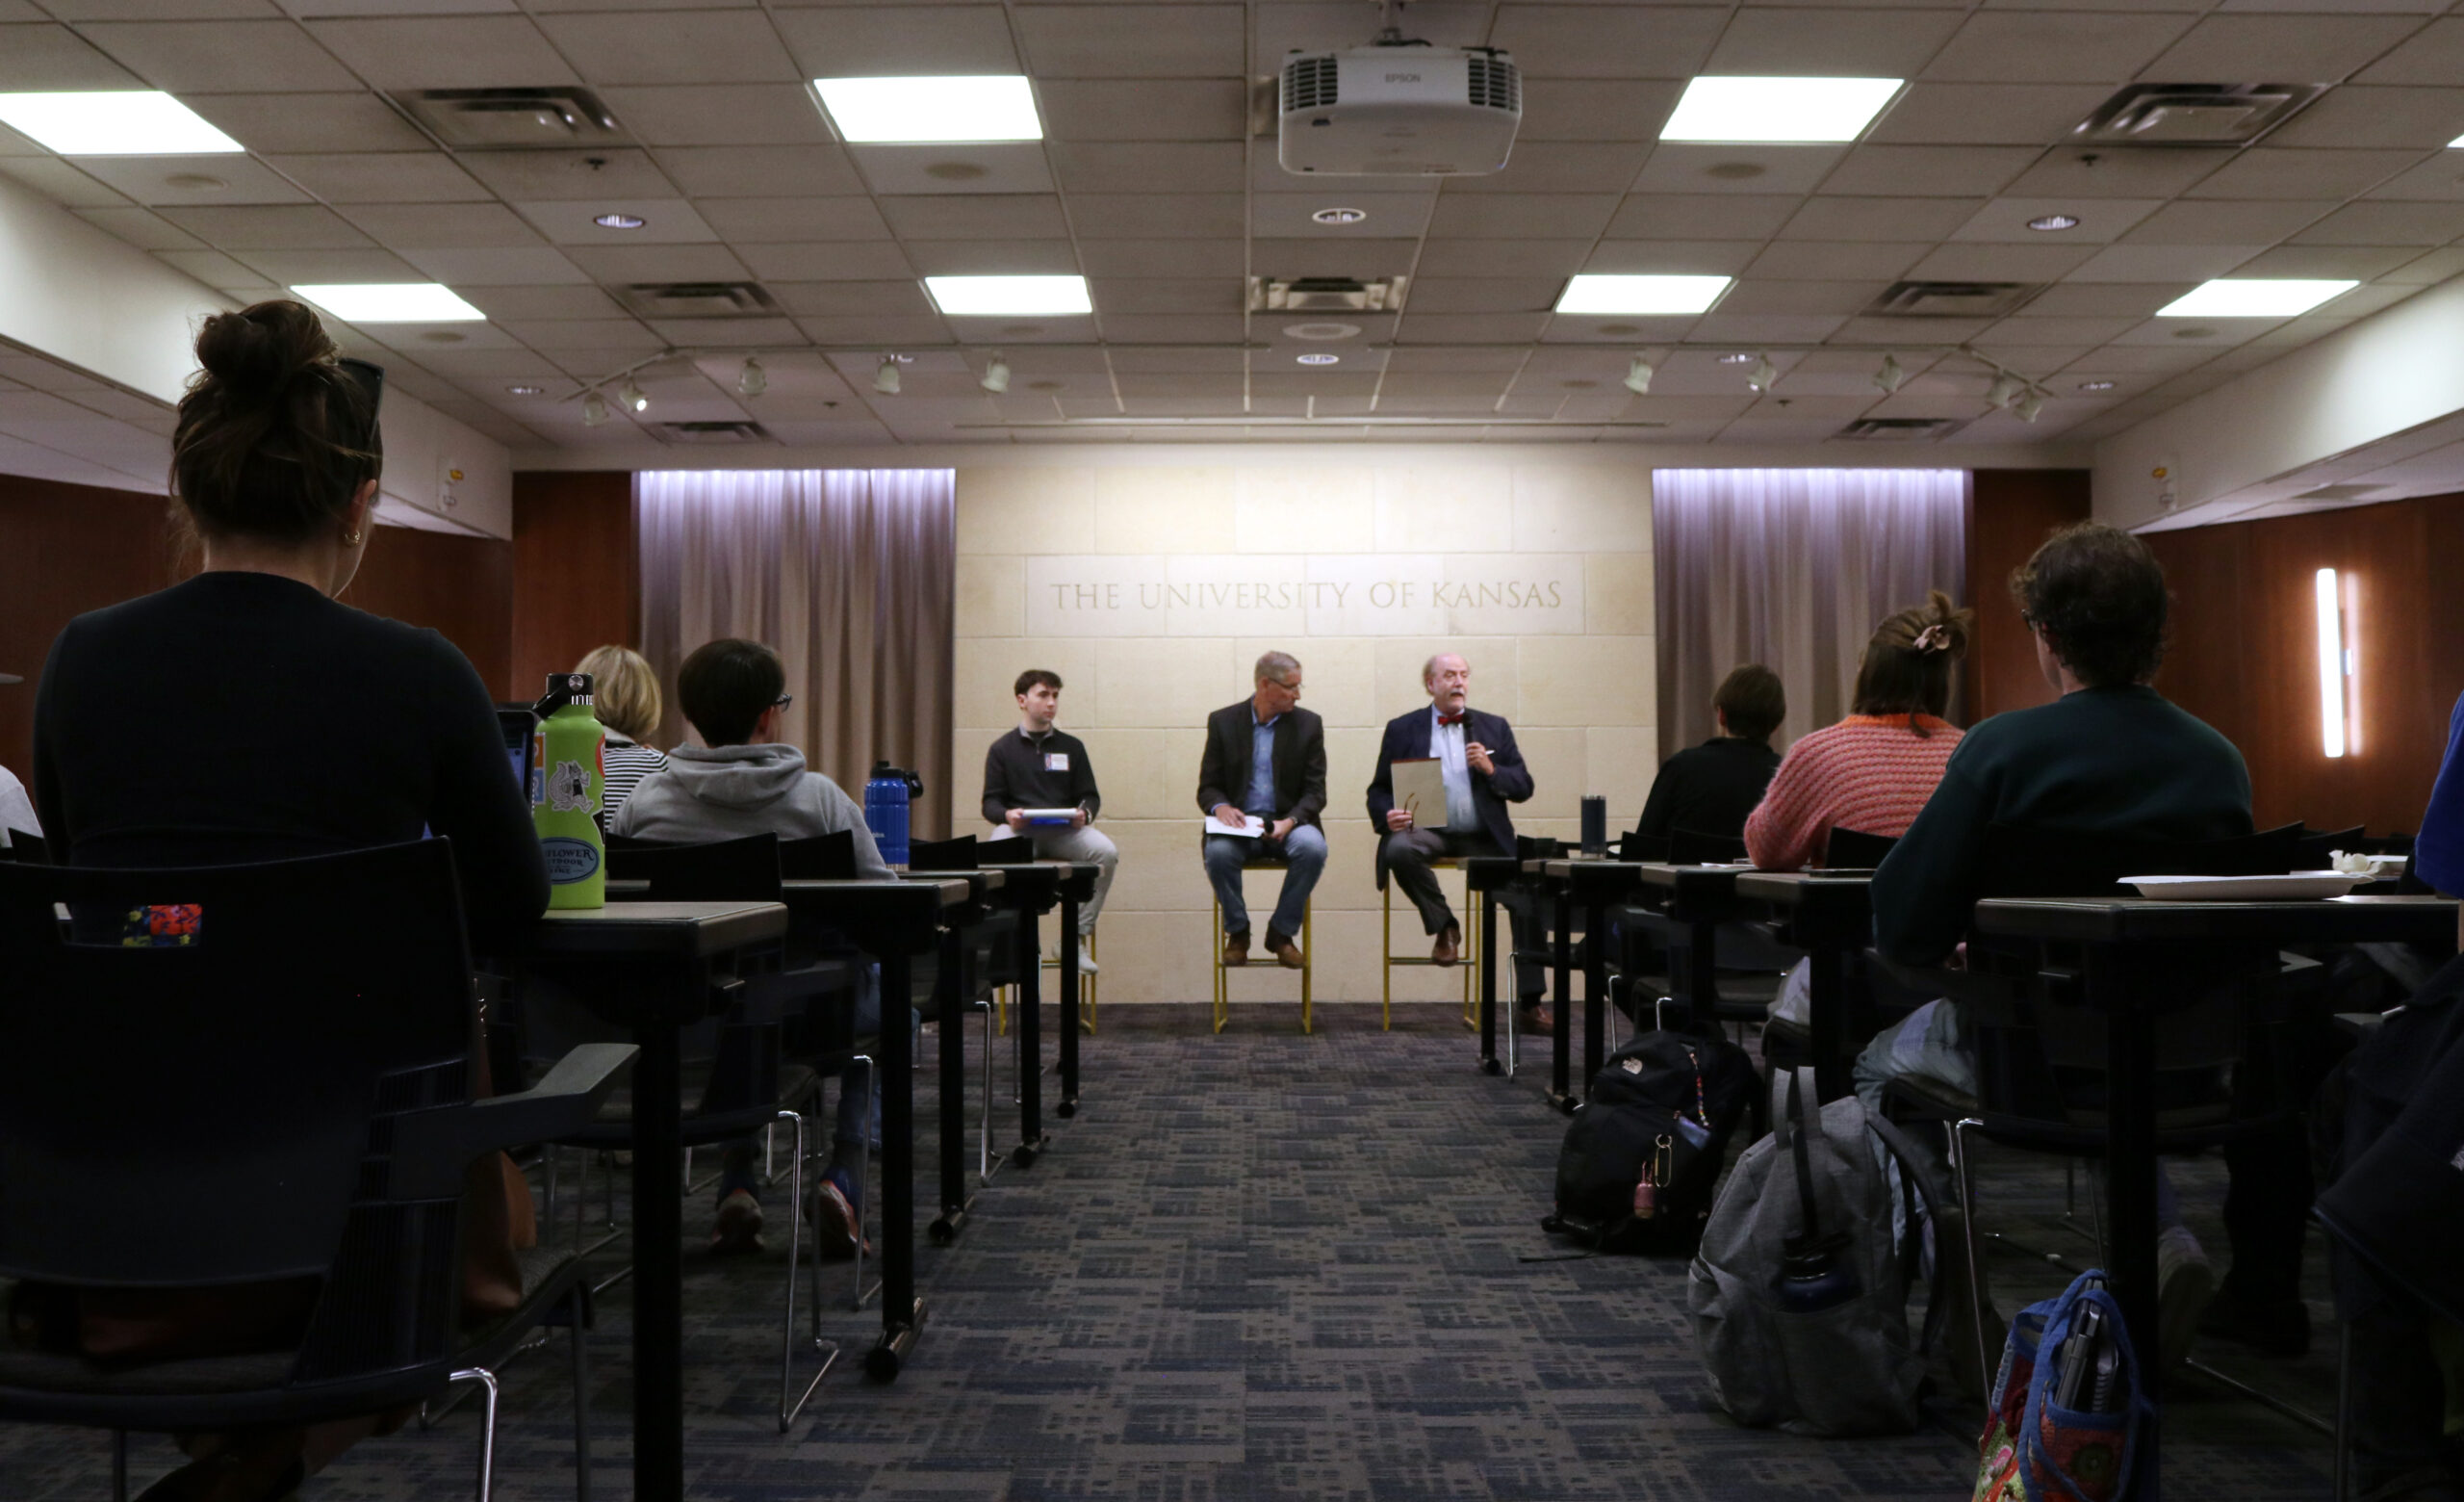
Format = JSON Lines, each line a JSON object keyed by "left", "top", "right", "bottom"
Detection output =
{"left": 1784, "top": 1069, "right": 1825, "bottom": 1245}
{"left": 1865, "top": 1111, "right": 1953, "bottom": 1354}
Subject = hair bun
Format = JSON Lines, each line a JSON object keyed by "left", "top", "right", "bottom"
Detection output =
{"left": 194, "top": 300, "right": 334, "bottom": 397}
{"left": 1916, "top": 588, "right": 1975, "bottom": 656}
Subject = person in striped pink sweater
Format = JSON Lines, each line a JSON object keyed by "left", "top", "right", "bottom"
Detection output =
{"left": 1744, "top": 591, "right": 1974, "bottom": 871}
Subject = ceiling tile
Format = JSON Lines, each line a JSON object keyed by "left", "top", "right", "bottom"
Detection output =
{"left": 2118, "top": 198, "right": 2336, "bottom": 244}
{"left": 1779, "top": 195, "right": 1981, "bottom": 242}
{"left": 1447, "top": 142, "right": 1654, "bottom": 194}
{"left": 156, "top": 203, "right": 372, "bottom": 247}
{"left": 1426, "top": 192, "right": 1616, "bottom": 240}
{"left": 500, "top": 318, "right": 660, "bottom": 349}
{"left": 1986, "top": 315, "right": 2143, "bottom": 347}
{"left": 1487, "top": 6, "right": 1725, "bottom": 79}
{"left": 852, "top": 142, "right": 1055, "bottom": 194}
{"left": 1081, "top": 238, "right": 1244, "bottom": 277}
{"left": 2233, "top": 244, "right": 2424, "bottom": 278}
{"left": 903, "top": 239, "right": 1078, "bottom": 275}
{"left": 47, "top": 0, "right": 276, "bottom": 17}
{"left": 562, "top": 244, "right": 751, "bottom": 281}
{"left": 2141, "top": 14, "right": 2426, "bottom": 82}
{"left": 1702, "top": 7, "right": 1964, "bottom": 76}
{"left": 1060, "top": 192, "right": 1245, "bottom": 241}
{"left": 658, "top": 144, "right": 863, "bottom": 198}
{"left": 0, "top": 159, "right": 127, "bottom": 207}
{"left": 1686, "top": 312, "right": 1849, "bottom": 344}
{"left": 1863, "top": 83, "right": 2114, "bottom": 146}
{"left": 535, "top": 12, "right": 801, "bottom": 85}
{"left": 153, "top": 248, "right": 274, "bottom": 287}
{"left": 1746, "top": 240, "right": 1929, "bottom": 279}
{"left": 696, "top": 196, "right": 891, "bottom": 242}
{"left": 1014, "top": 6, "right": 1244, "bottom": 77}
{"left": 1403, "top": 277, "right": 1564, "bottom": 315}
{"left": 2017, "top": 282, "right": 2194, "bottom": 319}
{"left": 457, "top": 283, "right": 626, "bottom": 320}
{"left": 1923, "top": 10, "right": 2197, "bottom": 82}
{"left": 2365, "top": 155, "right": 2464, "bottom": 203}
{"left": 263, "top": 153, "right": 491, "bottom": 204}
{"left": 645, "top": 316, "right": 805, "bottom": 346}
{"left": 1821, "top": 146, "right": 2040, "bottom": 200}
{"left": 1632, "top": 144, "right": 1847, "bottom": 197}
{"left": 767, "top": 280, "right": 937, "bottom": 318}
{"left": 1582, "top": 240, "right": 1759, "bottom": 274}
{"left": 1906, "top": 241, "right": 2099, "bottom": 280}
{"left": 78, "top": 19, "right": 357, "bottom": 91}
{"left": 771, "top": 6, "right": 1019, "bottom": 76}
{"left": 0, "top": 24, "right": 143, "bottom": 89}
{"left": 1049, "top": 141, "right": 1239, "bottom": 194}
{"left": 739, "top": 242, "right": 915, "bottom": 278}
{"left": 398, "top": 246, "right": 589, "bottom": 284}
{"left": 1950, "top": 196, "right": 2165, "bottom": 244}
{"left": 461, "top": 149, "right": 677, "bottom": 202}
{"left": 510, "top": 198, "right": 715, "bottom": 246}
{"left": 305, "top": 16, "right": 578, "bottom": 89}
{"left": 1713, "top": 280, "right": 1891, "bottom": 316}
{"left": 2291, "top": 198, "right": 2464, "bottom": 245}
{"left": 1604, "top": 194, "right": 1798, "bottom": 241}
{"left": 71, "top": 154, "right": 311, "bottom": 206}
{"left": 72, "top": 204, "right": 203, "bottom": 249}
{"left": 878, "top": 194, "right": 1070, "bottom": 240}
{"left": 1037, "top": 79, "right": 1247, "bottom": 141}
{"left": 2184, "top": 148, "right": 2419, "bottom": 201}
{"left": 1089, "top": 314, "right": 1245, "bottom": 344}
{"left": 597, "top": 86, "right": 832, "bottom": 147}
{"left": 1085, "top": 277, "right": 1244, "bottom": 314}
{"left": 1999, "top": 147, "right": 2234, "bottom": 200}
{"left": 2380, "top": 246, "right": 2464, "bottom": 284}
{"left": 1514, "top": 79, "right": 1680, "bottom": 142}
{"left": 2064, "top": 243, "right": 2266, "bottom": 282}
{"left": 239, "top": 246, "right": 424, "bottom": 281}
{"left": 1412, "top": 239, "right": 1594, "bottom": 278}
{"left": 347, "top": 201, "right": 547, "bottom": 249}
{"left": 2352, "top": 16, "right": 2464, "bottom": 85}
{"left": 186, "top": 93, "right": 430, "bottom": 155}
{"left": 2265, "top": 87, "right": 2464, "bottom": 152}
{"left": 1825, "top": 315, "right": 1988, "bottom": 345}
{"left": 1397, "top": 313, "right": 1552, "bottom": 344}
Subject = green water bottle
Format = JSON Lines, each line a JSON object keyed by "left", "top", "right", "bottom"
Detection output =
{"left": 531, "top": 671, "right": 606, "bottom": 910}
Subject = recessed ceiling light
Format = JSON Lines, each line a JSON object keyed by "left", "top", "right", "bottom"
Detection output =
{"left": 2077, "top": 380, "right": 2116, "bottom": 392}
{"left": 812, "top": 76, "right": 1041, "bottom": 143}
{"left": 2027, "top": 214, "right": 2081, "bottom": 231}
{"left": 0, "top": 91, "right": 242, "bottom": 155}
{"left": 924, "top": 274, "right": 1091, "bottom": 317}
{"left": 289, "top": 283, "right": 485, "bottom": 323}
{"left": 1659, "top": 76, "right": 1903, "bottom": 144}
{"left": 2157, "top": 279, "right": 2358, "bottom": 318}
{"left": 1296, "top": 352, "right": 1340, "bottom": 366}
{"left": 1553, "top": 274, "right": 1730, "bottom": 316}
{"left": 593, "top": 212, "right": 646, "bottom": 229}
{"left": 506, "top": 384, "right": 545, "bottom": 396}
{"left": 1311, "top": 206, "right": 1368, "bottom": 225}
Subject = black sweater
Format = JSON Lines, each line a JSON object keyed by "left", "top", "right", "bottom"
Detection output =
{"left": 1635, "top": 737, "right": 1780, "bottom": 842}
{"left": 33, "top": 571, "right": 548, "bottom": 947}
{"left": 979, "top": 724, "right": 1102, "bottom": 826}
{"left": 1872, "top": 685, "right": 2251, "bottom": 965}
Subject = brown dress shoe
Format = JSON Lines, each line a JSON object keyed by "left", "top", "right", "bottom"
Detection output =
{"left": 1222, "top": 931, "right": 1249, "bottom": 967}
{"left": 1266, "top": 934, "right": 1304, "bottom": 970}
{"left": 1432, "top": 923, "right": 1461, "bottom": 967}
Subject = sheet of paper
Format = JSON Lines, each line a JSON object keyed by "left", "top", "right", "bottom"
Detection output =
{"left": 1204, "top": 812, "right": 1266, "bottom": 838}
{"left": 1390, "top": 756, "right": 1449, "bottom": 830}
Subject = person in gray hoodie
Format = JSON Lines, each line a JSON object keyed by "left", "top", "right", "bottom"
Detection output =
{"left": 611, "top": 637, "right": 894, "bottom": 1256}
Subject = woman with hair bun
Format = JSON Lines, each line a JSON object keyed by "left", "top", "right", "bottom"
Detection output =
{"left": 1743, "top": 589, "right": 1975, "bottom": 872}
{"left": 25, "top": 299, "right": 547, "bottom": 1501}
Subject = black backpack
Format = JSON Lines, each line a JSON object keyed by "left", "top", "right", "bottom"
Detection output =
{"left": 1548, "top": 1030, "right": 1759, "bottom": 1254}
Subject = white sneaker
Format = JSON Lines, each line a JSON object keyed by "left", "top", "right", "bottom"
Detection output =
{"left": 1076, "top": 943, "right": 1099, "bottom": 974}
{"left": 2156, "top": 1224, "right": 2214, "bottom": 1371}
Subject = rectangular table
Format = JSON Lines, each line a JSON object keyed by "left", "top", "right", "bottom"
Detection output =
{"left": 1732, "top": 869, "right": 1874, "bottom": 1102}
{"left": 507, "top": 899, "right": 790, "bottom": 1502}
{"left": 1968, "top": 893, "right": 2457, "bottom": 1499}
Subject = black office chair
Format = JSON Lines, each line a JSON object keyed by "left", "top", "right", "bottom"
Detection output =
{"left": 1668, "top": 827, "right": 1747, "bottom": 866}
{"left": 904, "top": 833, "right": 1029, "bottom": 1180}
{"left": 0, "top": 829, "right": 47, "bottom": 862}
{"left": 1823, "top": 827, "right": 1899, "bottom": 870}
{"left": 0, "top": 840, "right": 630, "bottom": 1502}
{"left": 1758, "top": 827, "right": 1905, "bottom": 1075}
{"left": 779, "top": 829, "right": 860, "bottom": 881}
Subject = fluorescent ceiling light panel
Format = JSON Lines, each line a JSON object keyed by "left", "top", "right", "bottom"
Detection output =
{"left": 289, "top": 283, "right": 487, "bottom": 323}
{"left": 1553, "top": 274, "right": 1731, "bottom": 316}
{"left": 0, "top": 91, "right": 241, "bottom": 155}
{"left": 813, "top": 76, "right": 1041, "bottom": 143}
{"left": 925, "top": 274, "right": 1091, "bottom": 317}
{"left": 2157, "top": 279, "right": 2357, "bottom": 318}
{"left": 1659, "top": 76, "right": 1902, "bottom": 143}
{"left": 2451, "top": 132, "right": 2464, "bottom": 148}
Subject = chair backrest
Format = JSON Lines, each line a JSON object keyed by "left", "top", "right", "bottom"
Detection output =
{"left": 0, "top": 840, "right": 481, "bottom": 1380}
{"left": 1669, "top": 827, "right": 1748, "bottom": 866}
{"left": 1823, "top": 827, "right": 1899, "bottom": 870}
{"left": 0, "top": 829, "right": 47, "bottom": 863}
{"left": 1618, "top": 830, "right": 1670, "bottom": 862}
{"left": 603, "top": 831, "right": 783, "bottom": 901}
{"left": 779, "top": 828, "right": 859, "bottom": 880}
{"left": 1973, "top": 820, "right": 2300, "bottom": 899}
{"left": 2293, "top": 824, "right": 2365, "bottom": 868}
{"left": 908, "top": 833, "right": 979, "bottom": 869}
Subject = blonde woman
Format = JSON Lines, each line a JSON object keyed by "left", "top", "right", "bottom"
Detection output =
{"left": 575, "top": 644, "right": 668, "bottom": 820}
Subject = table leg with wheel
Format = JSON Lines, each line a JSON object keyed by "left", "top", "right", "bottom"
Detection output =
{"left": 867, "top": 946, "right": 922, "bottom": 1380}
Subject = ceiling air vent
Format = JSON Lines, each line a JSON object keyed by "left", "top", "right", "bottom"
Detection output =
{"left": 1866, "top": 281, "right": 2042, "bottom": 319}
{"left": 2073, "top": 84, "right": 2324, "bottom": 146}
{"left": 392, "top": 89, "right": 629, "bottom": 150}
{"left": 1837, "top": 417, "right": 1963, "bottom": 442}
{"left": 1248, "top": 275, "right": 1408, "bottom": 313}
{"left": 613, "top": 282, "right": 781, "bottom": 319}
{"left": 1466, "top": 52, "right": 1520, "bottom": 113}
{"left": 656, "top": 421, "right": 774, "bottom": 445}
{"left": 1281, "top": 55, "right": 1339, "bottom": 114}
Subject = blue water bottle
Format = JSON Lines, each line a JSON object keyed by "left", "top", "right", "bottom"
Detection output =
{"left": 864, "top": 761, "right": 921, "bottom": 867}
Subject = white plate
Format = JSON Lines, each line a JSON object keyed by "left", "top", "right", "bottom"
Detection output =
{"left": 2122, "top": 871, "right": 2366, "bottom": 901}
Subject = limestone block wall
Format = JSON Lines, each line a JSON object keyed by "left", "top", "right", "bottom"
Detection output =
{"left": 952, "top": 458, "right": 1655, "bottom": 1006}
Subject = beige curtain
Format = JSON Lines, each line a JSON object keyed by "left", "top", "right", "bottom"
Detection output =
{"left": 636, "top": 469, "right": 955, "bottom": 837}
{"left": 1654, "top": 469, "right": 1968, "bottom": 758}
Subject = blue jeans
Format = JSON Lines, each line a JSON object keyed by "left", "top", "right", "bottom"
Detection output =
{"left": 1204, "top": 824, "right": 1327, "bottom": 942}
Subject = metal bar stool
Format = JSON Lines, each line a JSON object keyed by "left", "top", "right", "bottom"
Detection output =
{"left": 1211, "top": 858, "right": 1314, "bottom": 1034}
{"left": 1380, "top": 856, "right": 1477, "bottom": 1031}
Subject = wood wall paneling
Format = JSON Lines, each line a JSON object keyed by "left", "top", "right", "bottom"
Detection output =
{"left": 339, "top": 525, "right": 515, "bottom": 697}
{"left": 1964, "top": 469, "right": 2092, "bottom": 725}
{"left": 511, "top": 471, "right": 638, "bottom": 700}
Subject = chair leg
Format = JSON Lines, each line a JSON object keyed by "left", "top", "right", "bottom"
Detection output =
{"left": 2332, "top": 1317, "right": 2352, "bottom": 1502}
{"left": 1381, "top": 880, "right": 1393, "bottom": 1031}
{"left": 112, "top": 1429, "right": 127, "bottom": 1502}
{"left": 976, "top": 997, "right": 997, "bottom": 1183}
{"left": 778, "top": 1107, "right": 835, "bottom": 1430}
{"left": 1950, "top": 1117, "right": 1993, "bottom": 1410}
{"left": 1299, "top": 898, "right": 1312, "bottom": 1036}
{"left": 850, "top": 1055, "right": 876, "bottom": 1312}
{"left": 447, "top": 1364, "right": 501, "bottom": 1502}
{"left": 567, "top": 1286, "right": 592, "bottom": 1502}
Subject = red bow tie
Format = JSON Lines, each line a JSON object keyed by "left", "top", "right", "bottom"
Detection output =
{"left": 1437, "top": 712, "right": 1466, "bottom": 726}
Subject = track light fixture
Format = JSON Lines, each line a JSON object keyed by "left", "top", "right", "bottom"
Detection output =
{"left": 1872, "top": 353, "right": 1906, "bottom": 395}
{"left": 618, "top": 377, "right": 648, "bottom": 414}
{"left": 736, "top": 357, "right": 765, "bottom": 398}
{"left": 1622, "top": 355, "right": 1654, "bottom": 396}
{"left": 1986, "top": 371, "right": 2025, "bottom": 409}
{"left": 981, "top": 352, "right": 1011, "bottom": 394}
{"left": 874, "top": 356, "right": 902, "bottom": 396}
{"left": 1746, "top": 353, "right": 1778, "bottom": 393}
{"left": 2014, "top": 388, "right": 2045, "bottom": 423}
{"left": 581, "top": 390, "right": 608, "bottom": 427}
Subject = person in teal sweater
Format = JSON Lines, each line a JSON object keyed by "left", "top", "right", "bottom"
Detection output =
{"left": 1862, "top": 522, "right": 2290, "bottom": 1370}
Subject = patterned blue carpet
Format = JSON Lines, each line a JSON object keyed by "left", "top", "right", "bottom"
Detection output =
{"left": 3, "top": 1003, "right": 2347, "bottom": 1500}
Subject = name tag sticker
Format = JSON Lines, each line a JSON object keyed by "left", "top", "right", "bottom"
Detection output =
{"left": 1044, "top": 752, "right": 1070, "bottom": 772}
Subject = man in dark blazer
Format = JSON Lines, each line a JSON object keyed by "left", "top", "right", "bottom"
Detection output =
{"left": 1368, "top": 652, "right": 1544, "bottom": 1008}
{"left": 1198, "top": 650, "right": 1327, "bottom": 969}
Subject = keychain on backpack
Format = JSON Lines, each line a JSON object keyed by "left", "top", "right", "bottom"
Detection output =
{"left": 1635, "top": 1133, "right": 1674, "bottom": 1219}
